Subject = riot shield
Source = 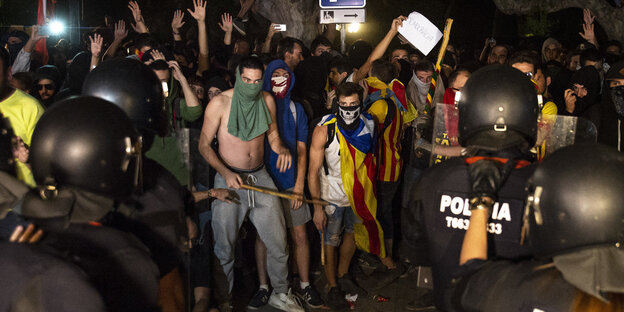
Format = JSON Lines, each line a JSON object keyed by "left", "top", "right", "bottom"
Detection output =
{"left": 429, "top": 103, "right": 598, "bottom": 163}
{"left": 430, "top": 103, "right": 462, "bottom": 165}
{"left": 534, "top": 115, "right": 597, "bottom": 160}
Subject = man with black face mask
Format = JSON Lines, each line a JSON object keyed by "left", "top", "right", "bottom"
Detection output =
{"left": 598, "top": 61, "right": 624, "bottom": 151}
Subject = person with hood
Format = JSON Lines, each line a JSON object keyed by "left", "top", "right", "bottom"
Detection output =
{"left": 563, "top": 62, "right": 602, "bottom": 126}
{"left": 247, "top": 59, "right": 322, "bottom": 310}
{"left": 34, "top": 65, "right": 62, "bottom": 108}
{"left": 55, "top": 51, "right": 91, "bottom": 101}
{"left": 598, "top": 61, "right": 624, "bottom": 151}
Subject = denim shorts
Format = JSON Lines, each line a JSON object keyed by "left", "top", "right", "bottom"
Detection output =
{"left": 323, "top": 205, "right": 356, "bottom": 247}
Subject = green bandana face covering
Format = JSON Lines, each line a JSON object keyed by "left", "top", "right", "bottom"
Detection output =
{"left": 227, "top": 68, "right": 272, "bottom": 141}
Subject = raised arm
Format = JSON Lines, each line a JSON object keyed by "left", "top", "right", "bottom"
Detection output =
{"left": 128, "top": 1, "right": 149, "bottom": 33}
{"left": 308, "top": 125, "right": 327, "bottom": 232}
{"left": 219, "top": 13, "right": 233, "bottom": 46}
{"left": 198, "top": 96, "right": 243, "bottom": 189}
{"left": 579, "top": 8, "right": 598, "bottom": 48}
{"left": 171, "top": 10, "right": 185, "bottom": 42}
{"left": 264, "top": 92, "right": 292, "bottom": 173}
{"left": 89, "top": 33, "right": 103, "bottom": 71}
{"left": 104, "top": 20, "right": 128, "bottom": 60}
{"left": 261, "top": 23, "right": 279, "bottom": 54}
{"left": 188, "top": 0, "right": 209, "bottom": 75}
{"left": 168, "top": 60, "right": 200, "bottom": 109}
{"left": 24, "top": 26, "right": 46, "bottom": 53}
{"left": 352, "top": 16, "right": 406, "bottom": 83}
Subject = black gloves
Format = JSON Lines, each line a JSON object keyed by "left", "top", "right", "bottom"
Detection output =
{"left": 468, "top": 159, "right": 515, "bottom": 204}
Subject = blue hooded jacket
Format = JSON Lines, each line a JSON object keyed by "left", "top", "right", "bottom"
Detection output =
{"left": 262, "top": 59, "right": 308, "bottom": 190}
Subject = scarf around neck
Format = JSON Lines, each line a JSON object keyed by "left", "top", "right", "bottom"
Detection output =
{"left": 411, "top": 72, "right": 430, "bottom": 104}
{"left": 227, "top": 69, "right": 272, "bottom": 141}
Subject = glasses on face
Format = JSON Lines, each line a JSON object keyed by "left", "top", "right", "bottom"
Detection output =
{"left": 37, "top": 83, "right": 54, "bottom": 91}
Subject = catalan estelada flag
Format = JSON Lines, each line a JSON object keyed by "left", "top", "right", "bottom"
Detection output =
{"left": 365, "top": 77, "right": 413, "bottom": 182}
{"left": 322, "top": 114, "right": 386, "bottom": 258}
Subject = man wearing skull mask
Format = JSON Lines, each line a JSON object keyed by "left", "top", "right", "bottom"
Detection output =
{"left": 309, "top": 82, "right": 377, "bottom": 310}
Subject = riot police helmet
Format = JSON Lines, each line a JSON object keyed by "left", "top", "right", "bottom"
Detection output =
{"left": 458, "top": 64, "right": 539, "bottom": 151}
{"left": 30, "top": 96, "right": 142, "bottom": 198}
{"left": 524, "top": 143, "right": 624, "bottom": 258}
{"left": 0, "top": 117, "right": 16, "bottom": 176}
{"left": 82, "top": 58, "right": 168, "bottom": 138}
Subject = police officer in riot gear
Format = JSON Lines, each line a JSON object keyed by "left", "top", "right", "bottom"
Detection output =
{"left": 403, "top": 65, "right": 540, "bottom": 310}
{"left": 451, "top": 143, "right": 624, "bottom": 311}
{"left": 83, "top": 58, "right": 209, "bottom": 310}
{"left": 19, "top": 96, "right": 160, "bottom": 311}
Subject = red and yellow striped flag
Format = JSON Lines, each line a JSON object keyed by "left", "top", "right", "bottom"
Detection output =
{"left": 323, "top": 114, "right": 386, "bottom": 257}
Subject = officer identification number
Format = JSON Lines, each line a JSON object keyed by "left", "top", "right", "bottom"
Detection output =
{"left": 439, "top": 194, "right": 511, "bottom": 235}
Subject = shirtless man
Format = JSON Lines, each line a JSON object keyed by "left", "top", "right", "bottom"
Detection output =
{"left": 198, "top": 56, "right": 302, "bottom": 312}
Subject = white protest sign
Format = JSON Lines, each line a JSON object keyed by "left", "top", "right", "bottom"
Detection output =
{"left": 398, "top": 12, "right": 443, "bottom": 56}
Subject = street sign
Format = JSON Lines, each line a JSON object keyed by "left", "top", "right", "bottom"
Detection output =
{"left": 319, "top": 0, "right": 366, "bottom": 9}
{"left": 320, "top": 8, "right": 366, "bottom": 24}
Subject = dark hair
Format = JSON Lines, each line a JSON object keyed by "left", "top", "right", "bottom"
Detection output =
{"left": 447, "top": 68, "right": 470, "bottom": 87}
{"left": 336, "top": 82, "right": 364, "bottom": 103}
{"left": 391, "top": 45, "right": 410, "bottom": 56}
{"left": 606, "top": 40, "right": 622, "bottom": 53}
{"left": 414, "top": 60, "right": 434, "bottom": 73}
{"left": 509, "top": 50, "right": 539, "bottom": 69}
{"left": 0, "top": 47, "right": 9, "bottom": 72}
{"left": 329, "top": 57, "right": 353, "bottom": 77}
{"left": 535, "top": 64, "right": 550, "bottom": 78}
{"left": 238, "top": 56, "right": 264, "bottom": 76}
{"left": 580, "top": 48, "right": 602, "bottom": 66}
{"left": 277, "top": 37, "right": 304, "bottom": 60}
{"left": 311, "top": 36, "right": 332, "bottom": 52}
{"left": 11, "top": 72, "right": 34, "bottom": 93}
{"left": 348, "top": 40, "right": 373, "bottom": 69}
{"left": 148, "top": 59, "right": 169, "bottom": 71}
{"left": 565, "top": 50, "right": 582, "bottom": 66}
{"left": 370, "top": 59, "right": 396, "bottom": 84}
{"left": 135, "top": 33, "right": 157, "bottom": 51}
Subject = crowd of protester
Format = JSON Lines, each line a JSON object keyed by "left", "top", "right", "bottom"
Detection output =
{"left": 1, "top": 1, "right": 624, "bottom": 311}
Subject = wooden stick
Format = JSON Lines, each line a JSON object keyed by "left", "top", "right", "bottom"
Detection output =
{"left": 434, "top": 18, "right": 454, "bottom": 73}
{"left": 240, "top": 184, "right": 329, "bottom": 206}
{"left": 321, "top": 230, "right": 325, "bottom": 266}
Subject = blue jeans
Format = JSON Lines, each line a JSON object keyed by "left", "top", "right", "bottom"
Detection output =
{"left": 323, "top": 205, "right": 357, "bottom": 247}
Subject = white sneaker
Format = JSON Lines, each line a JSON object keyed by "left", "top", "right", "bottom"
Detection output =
{"left": 268, "top": 289, "right": 305, "bottom": 312}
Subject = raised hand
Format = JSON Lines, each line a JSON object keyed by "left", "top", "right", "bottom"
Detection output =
{"left": 219, "top": 13, "right": 233, "bottom": 33}
{"left": 128, "top": 1, "right": 144, "bottom": 23}
{"left": 171, "top": 9, "right": 186, "bottom": 31}
{"left": 128, "top": 1, "right": 148, "bottom": 33}
{"left": 187, "top": 0, "right": 206, "bottom": 22}
{"left": 579, "top": 8, "right": 596, "bottom": 45}
{"left": 168, "top": 60, "right": 186, "bottom": 82}
{"left": 114, "top": 20, "right": 128, "bottom": 41}
{"left": 390, "top": 15, "right": 407, "bottom": 34}
{"left": 29, "top": 25, "right": 47, "bottom": 42}
{"left": 150, "top": 49, "right": 166, "bottom": 61}
{"left": 89, "top": 33, "right": 103, "bottom": 57}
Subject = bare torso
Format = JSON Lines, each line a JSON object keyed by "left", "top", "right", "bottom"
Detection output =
{"left": 216, "top": 89, "right": 265, "bottom": 170}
